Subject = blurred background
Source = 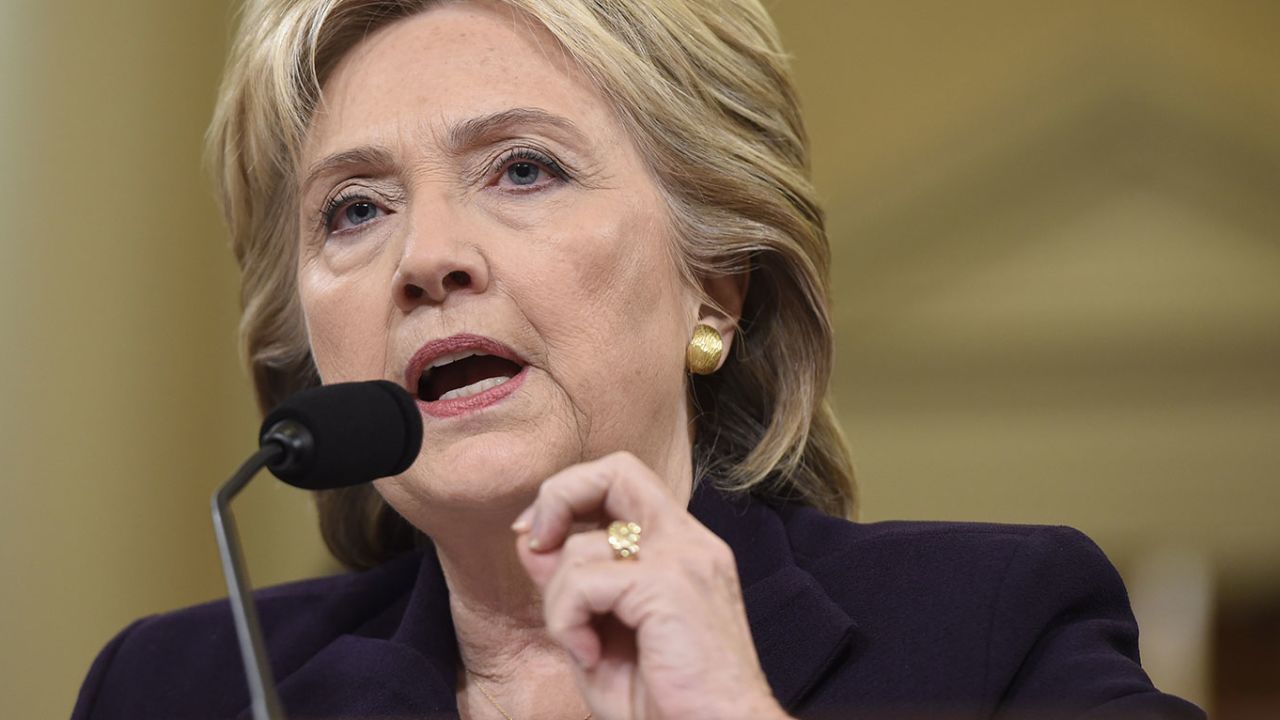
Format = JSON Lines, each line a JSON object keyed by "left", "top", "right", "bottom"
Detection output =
{"left": 2, "top": 0, "right": 1277, "bottom": 717}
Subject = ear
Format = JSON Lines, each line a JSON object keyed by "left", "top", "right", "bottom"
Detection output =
{"left": 692, "top": 270, "right": 749, "bottom": 371}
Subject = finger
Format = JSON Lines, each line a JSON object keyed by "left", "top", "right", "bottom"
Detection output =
{"left": 542, "top": 557, "right": 655, "bottom": 669}
{"left": 521, "top": 452, "right": 672, "bottom": 553}
{"left": 516, "top": 528, "right": 614, "bottom": 590}
{"left": 561, "top": 529, "right": 618, "bottom": 565}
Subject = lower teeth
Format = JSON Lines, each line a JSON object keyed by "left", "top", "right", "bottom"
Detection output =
{"left": 437, "top": 376, "right": 509, "bottom": 401}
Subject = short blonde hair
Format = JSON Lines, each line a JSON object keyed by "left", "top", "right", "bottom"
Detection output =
{"left": 209, "top": 0, "right": 856, "bottom": 569}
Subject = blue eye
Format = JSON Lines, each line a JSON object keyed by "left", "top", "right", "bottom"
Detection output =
{"left": 507, "top": 162, "right": 540, "bottom": 186}
{"left": 344, "top": 201, "right": 379, "bottom": 225}
{"left": 491, "top": 148, "right": 568, "bottom": 191}
{"left": 321, "top": 193, "right": 386, "bottom": 235}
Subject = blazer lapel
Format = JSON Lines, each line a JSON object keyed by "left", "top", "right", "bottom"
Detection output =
{"left": 689, "top": 484, "right": 857, "bottom": 710}
{"left": 241, "top": 545, "right": 461, "bottom": 719}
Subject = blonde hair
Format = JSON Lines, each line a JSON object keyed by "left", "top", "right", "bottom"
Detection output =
{"left": 209, "top": 0, "right": 856, "bottom": 569}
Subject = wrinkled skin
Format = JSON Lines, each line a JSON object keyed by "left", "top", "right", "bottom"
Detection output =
{"left": 295, "top": 2, "right": 782, "bottom": 718}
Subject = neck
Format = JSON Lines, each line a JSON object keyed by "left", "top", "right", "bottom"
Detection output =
{"left": 406, "top": 425, "right": 696, "bottom": 715}
{"left": 430, "top": 508, "right": 558, "bottom": 676}
{"left": 430, "top": 508, "right": 588, "bottom": 720}
{"left": 427, "top": 434, "right": 695, "bottom": 677}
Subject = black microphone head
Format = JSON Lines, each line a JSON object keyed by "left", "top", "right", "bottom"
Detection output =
{"left": 259, "top": 380, "right": 423, "bottom": 490}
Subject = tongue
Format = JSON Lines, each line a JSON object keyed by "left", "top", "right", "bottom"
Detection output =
{"left": 423, "top": 355, "right": 520, "bottom": 401}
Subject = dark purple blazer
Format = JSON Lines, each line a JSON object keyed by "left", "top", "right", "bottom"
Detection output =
{"left": 73, "top": 485, "right": 1204, "bottom": 719}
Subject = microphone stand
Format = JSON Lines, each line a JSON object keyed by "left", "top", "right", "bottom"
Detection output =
{"left": 206, "top": 382, "right": 414, "bottom": 720}
{"left": 212, "top": 444, "right": 288, "bottom": 720}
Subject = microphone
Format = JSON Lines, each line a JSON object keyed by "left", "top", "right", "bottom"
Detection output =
{"left": 260, "top": 379, "right": 423, "bottom": 489}
{"left": 211, "top": 381, "right": 423, "bottom": 720}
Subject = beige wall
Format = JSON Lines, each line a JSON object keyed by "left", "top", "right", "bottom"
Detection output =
{"left": 3, "top": 1, "right": 1277, "bottom": 717}
{"left": 769, "top": 1, "right": 1280, "bottom": 709}
{"left": 0, "top": 2, "right": 333, "bottom": 717}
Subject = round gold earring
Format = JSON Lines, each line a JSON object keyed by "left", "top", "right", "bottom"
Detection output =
{"left": 686, "top": 324, "right": 724, "bottom": 375}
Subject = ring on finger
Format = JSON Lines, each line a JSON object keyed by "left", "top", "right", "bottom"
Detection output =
{"left": 607, "top": 520, "right": 642, "bottom": 560}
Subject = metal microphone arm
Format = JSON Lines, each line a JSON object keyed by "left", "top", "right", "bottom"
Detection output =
{"left": 208, "top": 381, "right": 415, "bottom": 719}
{"left": 211, "top": 443, "right": 288, "bottom": 720}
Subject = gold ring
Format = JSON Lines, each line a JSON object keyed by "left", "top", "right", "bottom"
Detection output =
{"left": 607, "top": 520, "right": 642, "bottom": 560}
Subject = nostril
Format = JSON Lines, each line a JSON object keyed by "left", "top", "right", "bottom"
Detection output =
{"left": 444, "top": 270, "right": 471, "bottom": 289}
{"left": 401, "top": 272, "right": 470, "bottom": 303}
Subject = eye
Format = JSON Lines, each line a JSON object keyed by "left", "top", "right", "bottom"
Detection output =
{"left": 322, "top": 193, "right": 387, "bottom": 235}
{"left": 506, "top": 162, "right": 541, "bottom": 186}
{"left": 492, "top": 148, "right": 568, "bottom": 192}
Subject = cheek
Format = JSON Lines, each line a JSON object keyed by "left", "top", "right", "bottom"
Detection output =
{"left": 514, "top": 198, "right": 691, "bottom": 406}
{"left": 297, "top": 263, "right": 393, "bottom": 383}
{"left": 557, "top": 200, "right": 683, "bottom": 322}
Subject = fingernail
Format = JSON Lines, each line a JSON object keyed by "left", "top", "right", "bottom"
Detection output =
{"left": 511, "top": 506, "right": 534, "bottom": 532}
{"left": 529, "top": 510, "right": 544, "bottom": 544}
{"left": 528, "top": 536, "right": 542, "bottom": 550}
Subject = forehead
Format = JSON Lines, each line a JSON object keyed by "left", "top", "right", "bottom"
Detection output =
{"left": 303, "top": 1, "right": 614, "bottom": 160}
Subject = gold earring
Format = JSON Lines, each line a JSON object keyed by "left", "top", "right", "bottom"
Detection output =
{"left": 686, "top": 324, "right": 724, "bottom": 375}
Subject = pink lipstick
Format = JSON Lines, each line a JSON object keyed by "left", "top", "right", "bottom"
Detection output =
{"left": 404, "top": 334, "right": 528, "bottom": 419}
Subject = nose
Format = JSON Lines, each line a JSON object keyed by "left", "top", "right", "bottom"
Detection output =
{"left": 392, "top": 205, "right": 490, "bottom": 310}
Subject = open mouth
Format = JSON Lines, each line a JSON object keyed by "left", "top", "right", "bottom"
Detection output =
{"left": 416, "top": 351, "right": 524, "bottom": 402}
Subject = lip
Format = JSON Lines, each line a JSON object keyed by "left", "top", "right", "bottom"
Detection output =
{"left": 404, "top": 333, "right": 529, "bottom": 419}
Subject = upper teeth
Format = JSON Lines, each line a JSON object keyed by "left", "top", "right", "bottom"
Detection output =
{"left": 428, "top": 350, "right": 482, "bottom": 370}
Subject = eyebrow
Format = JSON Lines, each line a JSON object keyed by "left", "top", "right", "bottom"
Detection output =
{"left": 301, "top": 145, "right": 396, "bottom": 198}
{"left": 444, "top": 107, "right": 587, "bottom": 153}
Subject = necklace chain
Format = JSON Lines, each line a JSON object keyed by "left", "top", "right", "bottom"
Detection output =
{"left": 466, "top": 669, "right": 592, "bottom": 720}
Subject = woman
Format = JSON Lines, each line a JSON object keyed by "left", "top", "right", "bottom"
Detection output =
{"left": 74, "top": 1, "right": 1204, "bottom": 718}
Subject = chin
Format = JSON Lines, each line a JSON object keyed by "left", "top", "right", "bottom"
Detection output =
{"left": 378, "top": 428, "right": 571, "bottom": 519}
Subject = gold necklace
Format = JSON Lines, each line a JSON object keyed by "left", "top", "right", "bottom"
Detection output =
{"left": 466, "top": 669, "right": 592, "bottom": 720}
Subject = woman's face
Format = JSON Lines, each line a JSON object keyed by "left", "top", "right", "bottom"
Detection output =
{"left": 295, "top": 1, "right": 703, "bottom": 523}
